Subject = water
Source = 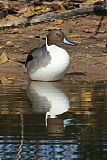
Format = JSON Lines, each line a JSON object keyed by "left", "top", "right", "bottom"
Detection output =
{"left": 0, "top": 80, "right": 107, "bottom": 160}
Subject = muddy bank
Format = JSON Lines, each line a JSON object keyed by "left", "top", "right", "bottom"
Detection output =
{"left": 0, "top": 14, "right": 107, "bottom": 84}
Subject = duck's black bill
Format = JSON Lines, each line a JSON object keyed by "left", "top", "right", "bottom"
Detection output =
{"left": 63, "top": 37, "right": 76, "bottom": 46}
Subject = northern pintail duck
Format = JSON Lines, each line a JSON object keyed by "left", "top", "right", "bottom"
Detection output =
{"left": 26, "top": 29, "right": 76, "bottom": 81}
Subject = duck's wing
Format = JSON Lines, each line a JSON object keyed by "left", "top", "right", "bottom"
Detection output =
{"left": 25, "top": 53, "right": 33, "bottom": 67}
{"left": 25, "top": 46, "right": 51, "bottom": 71}
{"left": 25, "top": 46, "right": 45, "bottom": 66}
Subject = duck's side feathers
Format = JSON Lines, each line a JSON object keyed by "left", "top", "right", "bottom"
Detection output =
{"left": 26, "top": 45, "right": 51, "bottom": 72}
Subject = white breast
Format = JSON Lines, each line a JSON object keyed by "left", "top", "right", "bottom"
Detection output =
{"left": 30, "top": 45, "right": 70, "bottom": 81}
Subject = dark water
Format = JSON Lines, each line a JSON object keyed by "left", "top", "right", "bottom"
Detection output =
{"left": 0, "top": 80, "right": 107, "bottom": 160}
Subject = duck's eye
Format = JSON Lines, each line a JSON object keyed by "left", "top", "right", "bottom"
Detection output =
{"left": 56, "top": 33, "right": 60, "bottom": 36}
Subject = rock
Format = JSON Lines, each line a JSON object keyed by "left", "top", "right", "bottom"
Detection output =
{"left": 5, "top": 41, "right": 14, "bottom": 47}
{"left": 27, "top": 35, "right": 35, "bottom": 38}
{"left": 11, "top": 28, "right": 19, "bottom": 34}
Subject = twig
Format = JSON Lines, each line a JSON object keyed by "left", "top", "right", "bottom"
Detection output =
{"left": 89, "top": 16, "right": 104, "bottom": 38}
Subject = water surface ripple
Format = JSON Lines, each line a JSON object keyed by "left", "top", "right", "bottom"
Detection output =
{"left": 0, "top": 81, "right": 107, "bottom": 159}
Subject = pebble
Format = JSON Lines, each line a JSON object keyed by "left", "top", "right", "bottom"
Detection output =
{"left": 11, "top": 28, "right": 19, "bottom": 34}
{"left": 5, "top": 41, "right": 14, "bottom": 47}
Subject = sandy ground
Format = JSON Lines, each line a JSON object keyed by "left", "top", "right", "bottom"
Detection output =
{"left": 0, "top": 14, "right": 107, "bottom": 84}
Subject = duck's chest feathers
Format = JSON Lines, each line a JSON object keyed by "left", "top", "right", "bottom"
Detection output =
{"left": 47, "top": 45, "right": 70, "bottom": 68}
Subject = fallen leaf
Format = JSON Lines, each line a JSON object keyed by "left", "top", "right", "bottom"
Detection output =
{"left": 81, "top": 91, "right": 92, "bottom": 102}
{"left": 20, "top": 5, "right": 51, "bottom": 17}
{"left": 60, "top": 4, "right": 65, "bottom": 11}
{"left": 84, "top": 0, "right": 99, "bottom": 5}
{"left": 52, "top": 19, "right": 64, "bottom": 26}
{"left": 81, "top": 0, "right": 99, "bottom": 7}
{"left": 0, "top": 51, "right": 9, "bottom": 65}
{"left": 46, "top": 26, "right": 60, "bottom": 30}
{"left": 34, "top": 6, "right": 44, "bottom": 11}
{"left": 0, "top": 76, "right": 14, "bottom": 85}
{"left": 11, "top": 28, "right": 19, "bottom": 34}
{"left": 69, "top": 34, "right": 81, "bottom": 38}
{"left": 0, "top": 45, "right": 5, "bottom": 49}
{"left": 6, "top": 15, "right": 17, "bottom": 21}
{"left": 19, "top": 6, "right": 35, "bottom": 17}
{"left": 83, "top": 28, "right": 96, "bottom": 33}
{"left": 47, "top": 19, "right": 63, "bottom": 30}
{"left": 34, "top": 5, "right": 51, "bottom": 14}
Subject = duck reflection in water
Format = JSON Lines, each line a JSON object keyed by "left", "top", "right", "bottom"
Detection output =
{"left": 27, "top": 81, "right": 71, "bottom": 136}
